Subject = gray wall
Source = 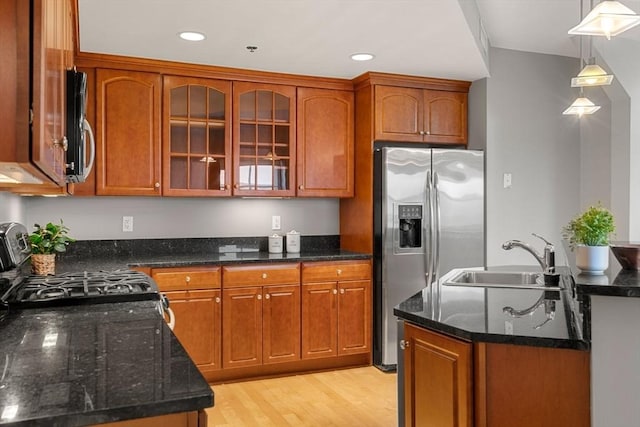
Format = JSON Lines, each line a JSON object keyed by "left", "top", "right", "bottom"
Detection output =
{"left": 484, "top": 48, "right": 581, "bottom": 266}
{"left": 22, "top": 197, "right": 339, "bottom": 240}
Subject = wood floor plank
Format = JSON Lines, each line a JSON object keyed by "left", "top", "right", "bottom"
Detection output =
{"left": 206, "top": 366, "right": 397, "bottom": 426}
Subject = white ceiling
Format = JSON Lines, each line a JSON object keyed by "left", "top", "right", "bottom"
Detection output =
{"left": 78, "top": 0, "right": 640, "bottom": 82}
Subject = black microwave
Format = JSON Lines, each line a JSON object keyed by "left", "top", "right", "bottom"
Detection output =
{"left": 65, "top": 69, "right": 95, "bottom": 183}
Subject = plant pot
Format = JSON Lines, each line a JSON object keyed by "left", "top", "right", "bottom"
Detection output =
{"left": 575, "top": 245, "right": 609, "bottom": 274}
{"left": 31, "top": 253, "right": 56, "bottom": 275}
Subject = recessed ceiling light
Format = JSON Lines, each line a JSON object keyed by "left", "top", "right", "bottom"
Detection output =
{"left": 179, "top": 31, "right": 206, "bottom": 42}
{"left": 351, "top": 53, "right": 375, "bottom": 61}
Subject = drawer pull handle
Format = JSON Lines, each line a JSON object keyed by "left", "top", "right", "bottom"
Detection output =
{"left": 185, "top": 276, "right": 191, "bottom": 283}
{"left": 337, "top": 269, "right": 342, "bottom": 276}
{"left": 333, "top": 289, "right": 337, "bottom": 295}
{"left": 262, "top": 273, "right": 267, "bottom": 279}
{"left": 257, "top": 294, "right": 262, "bottom": 300}
{"left": 215, "top": 297, "right": 221, "bottom": 303}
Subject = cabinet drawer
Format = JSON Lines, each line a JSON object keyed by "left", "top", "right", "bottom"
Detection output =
{"left": 151, "top": 267, "right": 221, "bottom": 291}
{"left": 302, "top": 260, "right": 371, "bottom": 283}
{"left": 222, "top": 263, "right": 300, "bottom": 287}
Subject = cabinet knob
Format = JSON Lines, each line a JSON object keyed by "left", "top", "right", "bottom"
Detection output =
{"left": 265, "top": 293, "right": 270, "bottom": 300}
{"left": 234, "top": 184, "right": 239, "bottom": 189}
{"left": 257, "top": 294, "right": 262, "bottom": 300}
{"left": 336, "top": 269, "right": 342, "bottom": 276}
{"left": 299, "top": 185, "right": 304, "bottom": 190}
{"left": 418, "top": 131, "right": 425, "bottom": 136}
{"left": 400, "top": 339, "right": 409, "bottom": 350}
{"left": 340, "top": 288, "right": 345, "bottom": 294}
{"left": 154, "top": 182, "right": 160, "bottom": 188}
{"left": 185, "top": 276, "right": 191, "bottom": 283}
{"left": 262, "top": 273, "right": 267, "bottom": 279}
{"left": 333, "top": 289, "right": 338, "bottom": 295}
{"left": 225, "top": 184, "right": 230, "bottom": 190}
{"left": 215, "top": 297, "right": 221, "bottom": 303}
{"left": 426, "top": 131, "right": 430, "bottom": 135}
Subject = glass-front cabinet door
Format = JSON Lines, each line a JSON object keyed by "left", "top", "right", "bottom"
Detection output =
{"left": 163, "top": 76, "right": 232, "bottom": 196}
{"left": 233, "top": 82, "right": 296, "bottom": 196}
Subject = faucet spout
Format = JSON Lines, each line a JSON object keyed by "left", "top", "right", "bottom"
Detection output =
{"left": 501, "top": 233, "right": 556, "bottom": 273}
{"left": 502, "top": 240, "right": 546, "bottom": 269}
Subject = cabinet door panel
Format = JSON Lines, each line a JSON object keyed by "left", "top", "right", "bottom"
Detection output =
{"left": 424, "top": 90, "right": 467, "bottom": 144}
{"left": 296, "top": 88, "right": 354, "bottom": 197}
{"left": 166, "top": 289, "right": 221, "bottom": 373}
{"left": 222, "top": 287, "right": 262, "bottom": 368}
{"left": 163, "top": 76, "right": 232, "bottom": 196}
{"left": 337, "top": 280, "right": 371, "bottom": 355}
{"left": 301, "top": 282, "right": 337, "bottom": 359}
{"left": 374, "top": 86, "right": 423, "bottom": 142}
{"left": 232, "top": 82, "right": 296, "bottom": 197}
{"left": 404, "top": 323, "right": 472, "bottom": 427}
{"left": 96, "top": 69, "right": 161, "bottom": 195}
{"left": 263, "top": 284, "right": 300, "bottom": 364}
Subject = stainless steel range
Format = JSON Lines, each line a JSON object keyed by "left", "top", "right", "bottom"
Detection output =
{"left": 0, "top": 222, "right": 172, "bottom": 327}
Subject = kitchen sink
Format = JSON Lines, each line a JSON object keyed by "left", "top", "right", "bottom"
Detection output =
{"left": 442, "top": 270, "right": 563, "bottom": 290}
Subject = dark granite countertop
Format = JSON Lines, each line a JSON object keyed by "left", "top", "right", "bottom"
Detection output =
{"left": 54, "top": 236, "right": 370, "bottom": 273}
{"left": 394, "top": 266, "right": 588, "bottom": 350}
{"left": 561, "top": 239, "right": 640, "bottom": 298}
{"left": 0, "top": 301, "right": 213, "bottom": 427}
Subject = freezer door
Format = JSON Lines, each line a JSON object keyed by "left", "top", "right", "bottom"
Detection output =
{"left": 432, "top": 149, "right": 484, "bottom": 280}
{"left": 380, "top": 147, "right": 432, "bottom": 367}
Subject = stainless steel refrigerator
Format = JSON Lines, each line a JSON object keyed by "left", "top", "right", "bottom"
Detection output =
{"left": 373, "top": 145, "right": 485, "bottom": 370}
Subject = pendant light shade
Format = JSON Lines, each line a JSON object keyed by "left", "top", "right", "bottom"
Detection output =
{"left": 568, "top": 1, "right": 640, "bottom": 39}
{"left": 571, "top": 60, "right": 614, "bottom": 87}
{"left": 563, "top": 97, "right": 601, "bottom": 115}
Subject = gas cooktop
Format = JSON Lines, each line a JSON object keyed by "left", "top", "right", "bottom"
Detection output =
{"left": 1, "top": 270, "right": 160, "bottom": 309}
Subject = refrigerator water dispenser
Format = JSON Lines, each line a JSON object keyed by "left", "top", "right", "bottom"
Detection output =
{"left": 398, "top": 204, "right": 422, "bottom": 248}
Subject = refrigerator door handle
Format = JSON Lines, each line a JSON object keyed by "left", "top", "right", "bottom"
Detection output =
{"left": 425, "top": 170, "right": 434, "bottom": 288}
{"left": 433, "top": 172, "right": 441, "bottom": 285}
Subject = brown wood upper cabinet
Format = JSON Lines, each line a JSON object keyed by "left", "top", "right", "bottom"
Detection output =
{"left": 95, "top": 69, "right": 162, "bottom": 196}
{"left": 163, "top": 76, "right": 232, "bottom": 196}
{"left": 232, "top": 82, "right": 296, "bottom": 196}
{"left": 296, "top": 88, "right": 354, "bottom": 197}
{"left": 374, "top": 85, "right": 467, "bottom": 145}
{"left": 0, "top": 0, "right": 74, "bottom": 190}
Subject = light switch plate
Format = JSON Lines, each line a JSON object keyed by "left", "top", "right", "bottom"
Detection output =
{"left": 122, "top": 216, "right": 133, "bottom": 232}
{"left": 271, "top": 215, "right": 281, "bottom": 230}
{"left": 503, "top": 173, "right": 512, "bottom": 189}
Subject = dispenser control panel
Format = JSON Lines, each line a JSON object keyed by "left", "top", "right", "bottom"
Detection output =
{"left": 398, "top": 205, "right": 422, "bottom": 220}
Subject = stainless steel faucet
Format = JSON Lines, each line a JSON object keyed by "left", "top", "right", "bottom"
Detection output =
{"left": 502, "top": 233, "right": 556, "bottom": 273}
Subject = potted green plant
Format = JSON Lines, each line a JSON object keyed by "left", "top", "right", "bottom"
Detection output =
{"left": 29, "top": 220, "right": 75, "bottom": 275}
{"left": 562, "top": 203, "right": 615, "bottom": 274}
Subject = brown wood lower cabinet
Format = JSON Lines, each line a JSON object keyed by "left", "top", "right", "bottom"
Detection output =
{"left": 402, "top": 322, "right": 591, "bottom": 427}
{"left": 151, "top": 267, "right": 222, "bottom": 377}
{"left": 222, "top": 264, "right": 301, "bottom": 369}
{"left": 301, "top": 261, "right": 372, "bottom": 359}
{"left": 93, "top": 409, "right": 205, "bottom": 427}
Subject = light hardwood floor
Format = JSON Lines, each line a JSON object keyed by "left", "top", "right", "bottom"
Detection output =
{"left": 206, "top": 367, "right": 397, "bottom": 427}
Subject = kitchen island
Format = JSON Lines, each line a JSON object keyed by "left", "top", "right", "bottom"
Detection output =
{"left": 0, "top": 300, "right": 213, "bottom": 427}
{"left": 570, "top": 252, "right": 640, "bottom": 427}
{"left": 394, "top": 266, "right": 590, "bottom": 426}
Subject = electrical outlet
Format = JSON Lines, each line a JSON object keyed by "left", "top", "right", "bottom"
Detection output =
{"left": 503, "top": 173, "right": 512, "bottom": 189}
{"left": 271, "top": 215, "right": 281, "bottom": 230}
{"left": 122, "top": 216, "right": 134, "bottom": 232}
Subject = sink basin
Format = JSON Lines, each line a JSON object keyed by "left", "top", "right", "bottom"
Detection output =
{"left": 443, "top": 270, "right": 562, "bottom": 290}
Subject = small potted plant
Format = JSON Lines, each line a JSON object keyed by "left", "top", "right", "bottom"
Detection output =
{"left": 29, "top": 220, "right": 75, "bottom": 275}
{"left": 562, "top": 203, "right": 615, "bottom": 274}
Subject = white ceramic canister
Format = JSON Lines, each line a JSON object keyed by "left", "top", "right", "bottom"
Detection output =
{"left": 286, "top": 230, "right": 301, "bottom": 253}
{"left": 268, "top": 234, "right": 283, "bottom": 254}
